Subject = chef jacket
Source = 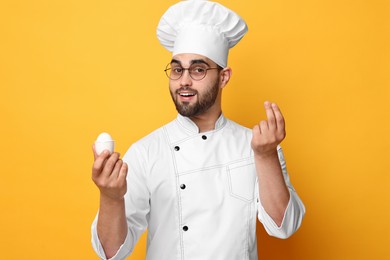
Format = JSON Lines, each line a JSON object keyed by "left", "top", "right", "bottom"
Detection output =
{"left": 92, "top": 114, "right": 305, "bottom": 260}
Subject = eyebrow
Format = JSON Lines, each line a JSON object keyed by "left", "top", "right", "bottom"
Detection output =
{"left": 170, "top": 59, "right": 210, "bottom": 67}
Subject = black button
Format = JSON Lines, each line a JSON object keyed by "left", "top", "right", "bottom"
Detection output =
{"left": 183, "top": 226, "right": 188, "bottom": 231}
{"left": 180, "top": 184, "right": 186, "bottom": 189}
{"left": 174, "top": 146, "right": 180, "bottom": 151}
{"left": 202, "top": 135, "right": 207, "bottom": 140}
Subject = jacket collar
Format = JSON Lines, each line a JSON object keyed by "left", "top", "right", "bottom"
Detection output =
{"left": 176, "top": 113, "right": 227, "bottom": 133}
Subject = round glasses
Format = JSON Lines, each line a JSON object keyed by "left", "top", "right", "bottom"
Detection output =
{"left": 164, "top": 63, "right": 219, "bottom": 81}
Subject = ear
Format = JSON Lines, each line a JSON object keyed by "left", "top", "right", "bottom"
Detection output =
{"left": 219, "top": 67, "right": 232, "bottom": 89}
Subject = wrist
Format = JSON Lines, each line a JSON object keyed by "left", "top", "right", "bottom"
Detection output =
{"left": 254, "top": 149, "right": 278, "bottom": 161}
{"left": 100, "top": 192, "right": 125, "bottom": 206}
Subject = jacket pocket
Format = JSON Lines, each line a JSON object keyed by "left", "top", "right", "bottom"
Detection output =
{"left": 227, "top": 158, "right": 257, "bottom": 203}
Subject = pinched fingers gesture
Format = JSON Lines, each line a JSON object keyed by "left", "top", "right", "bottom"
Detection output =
{"left": 251, "top": 101, "right": 286, "bottom": 157}
{"left": 92, "top": 144, "right": 128, "bottom": 201}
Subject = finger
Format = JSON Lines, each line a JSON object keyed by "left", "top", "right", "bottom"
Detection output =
{"left": 252, "top": 124, "right": 261, "bottom": 136}
{"left": 110, "top": 159, "right": 123, "bottom": 180}
{"left": 260, "top": 120, "right": 268, "bottom": 133}
{"left": 92, "top": 143, "right": 110, "bottom": 163}
{"left": 271, "top": 103, "right": 285, "bottom": 131}
{"left": 92, "top": 150, "right": 111, "bottom": 178}
{"left": 101, "top": 152, "right": 121, "bottom": 178}
{"left": 264, "top": 101, "right": 276, "bottom": 130}
{"left": 118, "top": 162, "right": 128, "bottom": 182}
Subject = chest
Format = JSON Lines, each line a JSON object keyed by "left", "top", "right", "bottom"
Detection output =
{"left": 146, "top": 128, "right": 257, "bottom": 209}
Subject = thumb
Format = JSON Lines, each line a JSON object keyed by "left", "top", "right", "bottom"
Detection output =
{"left": 92, "top": 143, "right": 98, "bottom": 160}
{"left": 252, "top": 125, "right": 261, "bottom": 137}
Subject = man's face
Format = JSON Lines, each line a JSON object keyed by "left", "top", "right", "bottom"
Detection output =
{"left": 168, "top": 54, "right": 221, "bottom": 117}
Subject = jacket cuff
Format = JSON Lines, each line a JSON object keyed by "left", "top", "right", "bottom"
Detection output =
{"left": 257, "top": 189, "right": 305, "bottom": 239}
{"left": 91, "top": 216, "right": 133, "bottom": 260}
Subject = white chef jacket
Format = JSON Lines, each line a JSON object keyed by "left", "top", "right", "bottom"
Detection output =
{"left": 91, "top": 114, "right": 305, "bottom": 260}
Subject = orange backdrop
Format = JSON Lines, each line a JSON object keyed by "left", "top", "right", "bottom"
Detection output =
{"left": 1, "top": 0, "right": 389, "bottom": 259}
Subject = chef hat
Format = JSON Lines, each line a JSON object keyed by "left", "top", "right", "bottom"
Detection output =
{"left": 157, "top": 0, "right": 248, "bottom": 68}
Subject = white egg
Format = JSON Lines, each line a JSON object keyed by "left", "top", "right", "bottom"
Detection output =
{"left": 96, "top": 132, "right": 113, "bottom": 142}
{"left": 95, "top": 132, "right": 115, "bottom": 155}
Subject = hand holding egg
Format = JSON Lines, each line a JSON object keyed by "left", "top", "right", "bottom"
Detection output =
{"left": 92, "top": 132, "right": 128, "bottom": 201}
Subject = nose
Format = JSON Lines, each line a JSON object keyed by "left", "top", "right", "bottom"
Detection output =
{"left": 180, "top": 69, "right": 192, "bottom": 86}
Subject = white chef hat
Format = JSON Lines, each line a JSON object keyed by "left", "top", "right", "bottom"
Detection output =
{"left": 157, "top": 0, "right": 248, "bottom": 68}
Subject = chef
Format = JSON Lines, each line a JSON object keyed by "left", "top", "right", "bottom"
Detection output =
{"left": 91, "top": 1, "right": 305, "bottom": 260}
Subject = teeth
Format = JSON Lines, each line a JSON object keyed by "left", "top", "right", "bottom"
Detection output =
{"left": 179, "top": 93, "right": 195, "bottom": 97}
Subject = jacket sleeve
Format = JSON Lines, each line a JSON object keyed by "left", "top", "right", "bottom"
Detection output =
{"left": 256, "top": 146, "right": 306, "bottom": 239}
{"left": 91, "top": 144, "right": 150, "bottom": 260}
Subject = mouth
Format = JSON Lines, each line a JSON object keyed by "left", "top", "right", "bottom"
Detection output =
{"left": 177, "top": 89, "right": 197, "bottom": 101}
{"left": 178, "top": 92, "right": 196, "bottom": 97}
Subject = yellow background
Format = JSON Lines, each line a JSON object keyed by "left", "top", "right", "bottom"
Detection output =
{"left": 1, "top": 0, "right": 389, "bottom": 259}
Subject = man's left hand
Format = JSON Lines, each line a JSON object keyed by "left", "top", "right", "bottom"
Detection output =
{"left": 251, "top": 101, "right": 286, "bottom": 158}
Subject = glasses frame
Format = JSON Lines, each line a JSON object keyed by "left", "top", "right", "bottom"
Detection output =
{"left": 164, "top": 63, "right": 220, "bottom": 81}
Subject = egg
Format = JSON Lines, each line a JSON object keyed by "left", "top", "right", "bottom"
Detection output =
{"left": 95, "top": 132, "right": 115, "bottom": 155}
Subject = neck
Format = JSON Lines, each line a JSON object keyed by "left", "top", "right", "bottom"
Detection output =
{"left": 190, "top": 106, "right": 222, "bottom": 133}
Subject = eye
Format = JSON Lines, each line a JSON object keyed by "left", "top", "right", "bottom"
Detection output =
{"left": 172, "top": 67, "right": 183, "bottom": 74}
{"left": 191, "top": 66, "right": 206, "bottom": 74}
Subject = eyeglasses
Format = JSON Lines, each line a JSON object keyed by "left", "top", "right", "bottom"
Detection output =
{"left": 164, "top": 63, "right": 219, "bottom": 81}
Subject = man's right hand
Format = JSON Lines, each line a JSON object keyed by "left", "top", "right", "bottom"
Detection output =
{"left": 92, "top": 145, "right": 128, "bottom": 201}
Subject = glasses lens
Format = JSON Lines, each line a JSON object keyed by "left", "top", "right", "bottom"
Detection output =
{"left": 189, "top": 64, "right": 207, "bottom": 80}
{"left": 165, "top": 64, "right": 182, "bottom": 80}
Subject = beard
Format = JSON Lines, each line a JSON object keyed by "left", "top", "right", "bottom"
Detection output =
{"left": 170, "top": 80, "right": 220, "bottom": 117}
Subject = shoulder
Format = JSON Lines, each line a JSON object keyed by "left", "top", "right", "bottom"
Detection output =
{"left": 123, "top": 119, "right": 175, "bottom": 160}
{"left": 226, "top": 118, "right": 252, "bottom": 132}
{"left": 224, "top": 118, "right": 253, "bottom": 138}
